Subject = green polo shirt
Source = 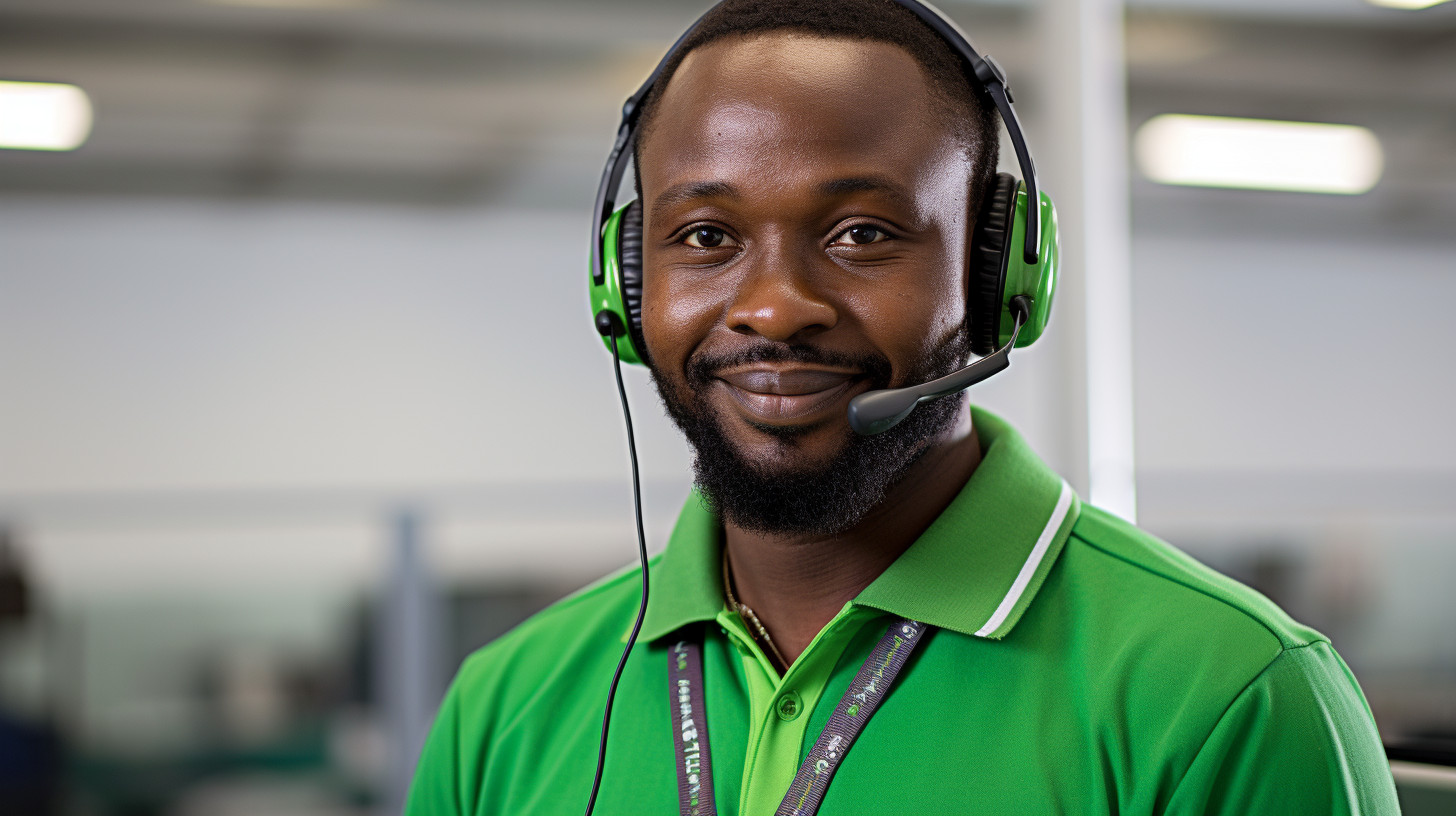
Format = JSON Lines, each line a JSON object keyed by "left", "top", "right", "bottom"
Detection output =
{"left": 407, "top": 408, "right": 1398, "bottom": 815}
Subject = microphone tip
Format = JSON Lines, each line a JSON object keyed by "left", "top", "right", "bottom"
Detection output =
{"left": 848, "top": 389, "right": 919, "bottom": 436}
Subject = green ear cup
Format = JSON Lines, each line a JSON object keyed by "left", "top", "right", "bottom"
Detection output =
{"left": 590, "top": 201, "right": 648, "bottom": 365}
{"left": 998, "top": 182, "right": 1059, "bottom": 348}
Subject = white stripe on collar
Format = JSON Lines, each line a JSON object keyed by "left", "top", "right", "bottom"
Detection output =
{"left": 974, "top": 481, "right": 1075, "bottom": 638}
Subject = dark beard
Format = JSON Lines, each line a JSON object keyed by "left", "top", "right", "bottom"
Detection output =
{"left": 650, "top": 328, "right": 972, "bottom": 537}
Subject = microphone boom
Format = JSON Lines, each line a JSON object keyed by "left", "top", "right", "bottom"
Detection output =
{"left": 847, "top": 297, "right": 1030, "bottom": 436}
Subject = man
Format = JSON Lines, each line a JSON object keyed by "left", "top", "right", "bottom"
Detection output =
{"left": 407, "top": 1, "right": 1399, "bottom": 813}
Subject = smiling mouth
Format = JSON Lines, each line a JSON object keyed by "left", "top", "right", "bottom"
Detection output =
{"left": 714, "top": 366, "right": 872, "bottom": 426}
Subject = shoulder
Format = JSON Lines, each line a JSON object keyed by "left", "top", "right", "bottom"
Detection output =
{"left": 408, "top": 561, "right": 658, "bottom": 815}
{"left": 1061, "top": 503, "right": 1326, "bottom": 654}
{"left": 1028, "top": 505, "right": 1392, "bottom": 802}
{"left": 448, "top": 558, "right": 654, "bottom": 728}
{"left": 1026, "top": 504, "right": 1346, "bottom": 746}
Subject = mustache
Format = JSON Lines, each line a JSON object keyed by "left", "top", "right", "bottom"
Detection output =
{"left": 686, "top": 343, "right": 892, "bottom": 390}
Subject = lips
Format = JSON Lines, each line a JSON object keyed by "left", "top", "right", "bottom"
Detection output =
{"left": 714, "top": 366, "right": 869, "bottom": 425}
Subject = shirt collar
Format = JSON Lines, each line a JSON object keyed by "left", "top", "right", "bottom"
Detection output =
{"left": 640, "top": 406, "right": 1081, "bottom": 642}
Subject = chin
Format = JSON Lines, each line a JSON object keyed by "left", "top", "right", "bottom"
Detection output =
{"left": 726, "top": 417, "right": 849, "bottom": 471}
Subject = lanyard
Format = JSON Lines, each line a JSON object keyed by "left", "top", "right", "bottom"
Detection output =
{"left": 667, "top": 618, "right": 928, "bottom": 816}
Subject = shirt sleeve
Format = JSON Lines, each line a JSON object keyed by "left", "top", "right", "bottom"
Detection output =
{"left": 405, "top": 672, "right": 468, "bottom": 816}
{"left": 1164, "top": 640, "right": 1400, "bottom": 816}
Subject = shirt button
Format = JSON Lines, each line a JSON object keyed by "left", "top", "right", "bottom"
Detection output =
{"left": 777, "top": 691, "right": 803, "bottom": 721}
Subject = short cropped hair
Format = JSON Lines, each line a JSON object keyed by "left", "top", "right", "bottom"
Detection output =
{"left": 632, "top": 0, "right": 1001, "bottom": 209}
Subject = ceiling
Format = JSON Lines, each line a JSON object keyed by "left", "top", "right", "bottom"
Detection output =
{"left": 0, "top": 0, "right": 1453, "bottom": 240}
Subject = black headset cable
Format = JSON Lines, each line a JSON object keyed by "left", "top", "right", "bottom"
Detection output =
{"left": 583, "top": 329, "right": 652, "bottom": 816}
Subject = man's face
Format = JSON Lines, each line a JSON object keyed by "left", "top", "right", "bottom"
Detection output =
{"left": 638, "top": 33, "right": 975, "bottom": 534}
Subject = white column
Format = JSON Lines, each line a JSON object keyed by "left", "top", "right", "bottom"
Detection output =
{"left": 378, "top": 510, "right": 442, "bottom": 813}
{"left": 1035, "top": 0, "right": 1138, "bottom": 521}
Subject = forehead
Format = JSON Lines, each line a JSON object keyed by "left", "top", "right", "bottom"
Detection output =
{"left": 638, "top": 33, "right": 963, "bottom": 199}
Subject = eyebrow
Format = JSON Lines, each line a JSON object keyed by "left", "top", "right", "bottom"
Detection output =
{"left": 650, "top": 180, "right": 740, "bottom": 222}
{"left": 817, "top": 175, "right": 913, "bottom": 208}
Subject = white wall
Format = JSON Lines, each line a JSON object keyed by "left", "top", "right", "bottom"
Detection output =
{"left": 1132, "top": 233, "right": 1456, "bottom": 476}
{"left": 0, "top": 196, "right": 689, "bottom": 492}
{"left": 0, "top": 196, "right": 700, "bottom": 597}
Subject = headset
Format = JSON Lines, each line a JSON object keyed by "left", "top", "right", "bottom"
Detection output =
{"left": 589, "top": 0, "right": 1060, "bottom": 434}
{"left": 583, "top": 2, "right": 1060, "bottom": 813}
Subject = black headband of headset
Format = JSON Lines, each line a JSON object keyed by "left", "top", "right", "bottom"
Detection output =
{"left": 590, "top": 0, "right": 1042, "bottom": 287}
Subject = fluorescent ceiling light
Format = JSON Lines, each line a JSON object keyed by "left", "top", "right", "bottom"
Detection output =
{"left": 1367, "top": 0, "right": 1451, "bottom": 9}
{"left": 0, "top": 81, "right": 93, "bottom": 151}
{"left": 1135, "top": 114, "right": 1382, "bottom": 195}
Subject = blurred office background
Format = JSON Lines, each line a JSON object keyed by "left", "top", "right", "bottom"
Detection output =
{"left": 1, "top": 0, "right": 1453, "bottom": 813}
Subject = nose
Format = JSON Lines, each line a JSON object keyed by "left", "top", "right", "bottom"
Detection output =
{"left": 725, "top": 248, "right": 838, "bottom": 343}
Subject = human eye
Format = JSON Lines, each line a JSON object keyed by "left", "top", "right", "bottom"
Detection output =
{"left": 828, "top": 224, "right": 892, "bottom": 247}
{"left": 681, "top": 225, "right": 737, "bottom": 249}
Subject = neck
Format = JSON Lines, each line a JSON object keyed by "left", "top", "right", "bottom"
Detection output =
{"left": 723, "top": 410, "right": 981, "bottom": 667}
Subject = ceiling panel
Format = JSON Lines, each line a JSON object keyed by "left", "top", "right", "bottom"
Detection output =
{"left": 0, "top": 0, "right": 1450, "bottom": 237}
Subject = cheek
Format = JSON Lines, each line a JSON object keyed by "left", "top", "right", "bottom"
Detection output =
{"left": 847, "top": 251, "right": 968, "bottom": 376}
{"left": 853, "top": 287, "right": 960, "bottom": 371}
{"left": 640, "top": 263, "right": 720, "bottom": 373}
{"left": 918, "top": 219, "right": 972, "bottom": 348}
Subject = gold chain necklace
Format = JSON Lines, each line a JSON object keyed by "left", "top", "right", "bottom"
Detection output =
{"left": 722, "top": 548, "right": 791, "bottom": 672}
